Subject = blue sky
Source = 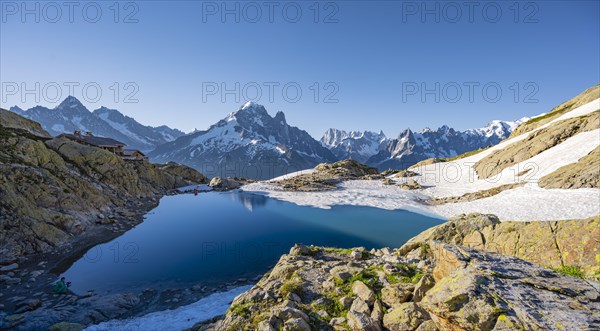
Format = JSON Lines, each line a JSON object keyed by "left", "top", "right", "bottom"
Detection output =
{"left": 1, "top": 1, "right": 598, "bottom": 138}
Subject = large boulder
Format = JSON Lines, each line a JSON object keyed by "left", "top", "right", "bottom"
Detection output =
{"left": 383, "top": 303, "right": 429, "bottom": 331}
{"left": 381, "top": 283, "right": 414, "bottom": 308}
{"left": 352, "top": 281, "right": 376, "bottom": 305}
{"left": 209, "top": 177, "right": 243, "bottom": 191}
{"left": 400, "top": 213, "right": 600, "bottom": 279}
{"left": 347, "top": 310, "right": 381, "bottom": 331}
{"left": 420, "top": 242, "right": 600, "bottom": 330}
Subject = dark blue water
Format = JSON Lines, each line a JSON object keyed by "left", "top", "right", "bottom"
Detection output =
{"left": 63, "top": 192, "right": 444, "bottom": 294}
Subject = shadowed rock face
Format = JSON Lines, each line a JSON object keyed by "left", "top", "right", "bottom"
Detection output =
{"left": 0, "top": 108, "right": 51, "bottom": 138}
{"left": 191, "top": 240, "right": 599, "bottom": 331}
{"left": 0, "top": 113, "right": 206, "bottom": 263}
{"left": 401, "top": 213, "right": 600, "bottom": 279}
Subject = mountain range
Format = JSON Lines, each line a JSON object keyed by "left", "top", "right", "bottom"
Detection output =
{"left": 322, "top": 119, "right": 526, "bottom": 170}
{"left": 148, "top": 102, "right": 337, "bottom": 179}
{"left": 10, "top": 96, "right": 184, "bottom": 152}
{"left": 8, "top": 97, "right": 525, "bottom": 178}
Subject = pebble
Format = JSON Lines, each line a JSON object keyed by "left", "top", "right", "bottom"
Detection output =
{"left": 4, "top": 277, "right": 21, "bottom": 285}
{"left": 15, "top": 298, "right": 42, "bottom": 313}
{"left": 0, "top": 263, "right": 18, "bottom": 272}
{"left": 81, "top": 292, "right": 94, "bottom": 298}
{"left": 350, "top": 250, "right": 362, "bottom": 260}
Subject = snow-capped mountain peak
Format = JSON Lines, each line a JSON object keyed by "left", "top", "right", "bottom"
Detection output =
{"left": 240, "top": 101, "right": 258, "bottom": 111}
{"left": 149, "top": 103, "right": 336, "bottom": 179}
{"left": 322, "top": 119, "right": 525, "bottom": 170}
{"left": 320, "top": 128, "right": 387, "bottom": 163}
{"left": 56, "top": 95, "right": 86, "bottom": 110}
{"left": 9, "top": 96, "right": 184, "bottom": 152}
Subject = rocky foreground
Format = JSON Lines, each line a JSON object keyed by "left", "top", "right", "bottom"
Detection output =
{"left": 193, "top": 214, "right": 600, "bottom": 331}
{"left": 0, "top": 109, "right": 207, "bottom": 264}
{"left": 0, "top": 109, "right": 210, "bottom": 329}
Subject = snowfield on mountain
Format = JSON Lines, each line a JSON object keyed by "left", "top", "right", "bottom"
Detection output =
{"left": 243, "top": 97, "right": 600, "bottom": 221}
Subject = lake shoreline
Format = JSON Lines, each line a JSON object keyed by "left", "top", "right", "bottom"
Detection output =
{"left": 0, "top": 189, "right": 445, "bottom": 330}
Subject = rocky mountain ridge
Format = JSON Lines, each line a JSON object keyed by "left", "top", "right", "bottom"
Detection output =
{"left": 9, "top": 96, "right": 184, "bottom": 152}
{"left": 0, "top": 109, "right": 206, "bottom": 264}
{"left": 11, "top": 97, "right": 525, "bottom": 179}
{"left": 148, "top": 102, "right": 337, "bottom": 179}
{"left": 321, "top": 119, "right": 525, "bottom": 171}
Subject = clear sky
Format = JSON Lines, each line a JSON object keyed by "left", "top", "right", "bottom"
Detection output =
{"left": 1, "top": 1, "right": 598, "bottom": 138}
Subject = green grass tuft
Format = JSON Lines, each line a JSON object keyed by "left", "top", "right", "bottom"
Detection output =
{"left": 280, "top": 279, "right": 304, "bottom": 298}
{"left": 552, "top": 265, "right": 585, "bottom": 279}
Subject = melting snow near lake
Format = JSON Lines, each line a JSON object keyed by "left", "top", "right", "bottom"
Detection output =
{"left": 83, "top": 285, "right": 252, "bottom": 331}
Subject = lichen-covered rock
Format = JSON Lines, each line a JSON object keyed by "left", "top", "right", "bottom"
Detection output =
{"left": 48, "top": 321, "right": 85, "bottom": 331}
{"left": 539, "top": 145, "right": 600, "bottom": 189}
{"left": 351, "top": 281, "right": 376, "bottom": 305}
{"left": 347, "top": 310, "right": 381, "bottom": 331}
{"left": 282, "top": 317, "right": 310, "bottom": 331}
{"left": 401, "top": 213, "right": 600, "bottom": 279}
{"left": 412, "top": 273, "right": 435, "bottom": 302}
{"left": 315, "top": 159, "right": 379, "bottom": 178}
{"left": 371, "top": 300, "right": 384, "bottom": 322}
{"left": 0, "top": 108, "right": 50, "bottom": 138}
{"left": 475, "top": 110, "right": 600, "bottom": 178}
{"left": 381, "top": 283, "right": 414, "bottom": 308}
{"left": 394, "top": 170, "right": 417, "bottom": 178}
{"left": 208, "top": 234, "right": 599, "bottom": 331}
{"left": 209, "top": 177, "right": 250, "bottom": 191}
{"left": 349, "top": 297, "right": 370, "bottom": 315}
{"left": 420, "top": 242, "right": 600, "bottom": 331}
{"left": 382, "top": 303, "right": 428, "bottom": 331}
{"left": 0, "top": 117, "right": 206, "bottom": 263}
{"left": 272, "top": 159, "right": 379, "bottom": 191}
{"left": 398, "top": 179, "right": 422, "bottom": 190}
{"left": 158, "top": 162, "right": 208, "bottom": 184}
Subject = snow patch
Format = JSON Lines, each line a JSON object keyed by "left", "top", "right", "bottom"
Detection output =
{"left": 243, "top": 99, "right": 600, "bottom": 221}
{"left": 83, "top": 285, "right": 252, "bottom": 331}
{"left": 51, "top": 124, "right": 66, "bottom": 133}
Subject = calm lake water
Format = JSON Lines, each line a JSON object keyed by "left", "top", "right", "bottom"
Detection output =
{"left": 63, "top": 192, "right": 444, "bottom": 294}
